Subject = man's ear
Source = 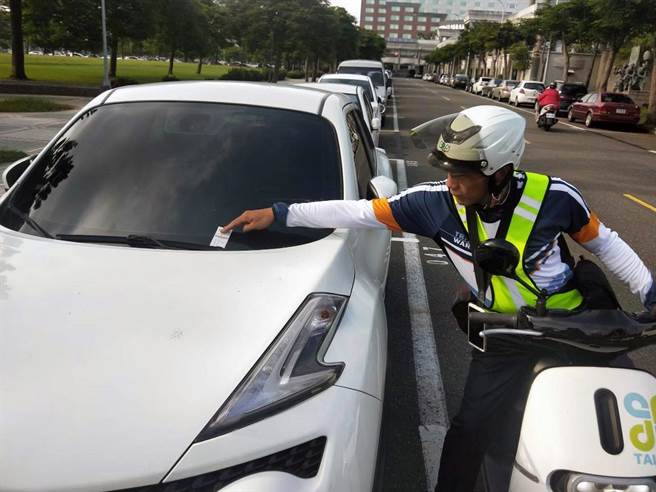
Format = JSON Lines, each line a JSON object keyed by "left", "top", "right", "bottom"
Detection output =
{"left": 493, "top": 166, "right": 512, "bottom": 186}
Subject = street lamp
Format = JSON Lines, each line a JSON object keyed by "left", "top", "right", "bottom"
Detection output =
{"left": 100, "top": 0, "right": 110, "bottom": 90}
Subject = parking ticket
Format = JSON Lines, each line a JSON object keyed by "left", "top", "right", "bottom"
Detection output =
{"left": 210, "top": 226, "right": 232, "bottom": 248}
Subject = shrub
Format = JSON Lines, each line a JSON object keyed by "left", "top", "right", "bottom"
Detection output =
{"left": 161, "top": 74, "right": 179, "bottom": 82}
{"left": 111, "top": 77, "right": 139, "bottom": 87}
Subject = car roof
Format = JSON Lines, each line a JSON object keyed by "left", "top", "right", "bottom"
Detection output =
{"left": 520, "top": 80, "right": 544, "bottom": 84}
{"left": 322, "top": 73, "right": 373, "bottom": 82}
{"left": 299, "top": 82, "right": 360, "bottom": 95}
{"left": 102, "top": 81, "right": 334, "bottom": 115}
{"left": 338, "top": 59, "right": 383, "bottom": 68}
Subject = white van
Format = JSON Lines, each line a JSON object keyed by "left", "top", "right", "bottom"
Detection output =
{"left": 337, "top": 59, "right": 389, "bottom": 103}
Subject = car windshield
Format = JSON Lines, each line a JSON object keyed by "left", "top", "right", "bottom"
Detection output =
{"left": 456, "top": 75, "right": 468, "bottom": 80}
{"left": 337, "top": 66, "right": 384, "bottom": 86}
{"left": 525, "top": 83, "right": 544, "bottom": 90}
{"left": 561, "top": 85, "right": 587, "bottom": 96}
{"left": 601, "top": 93, "right": 634, "bottom": 104}
{"left": 321, "top": 78, "right": 374, "bottom": 101}
{"left": 0, "top": 102, "right": 342, "bottom": 250}
{"left": 506, "top": 81, "right": 518, "bottom": 87}
{"left": 481, "top": 78, "right": 491, "bottom": 82}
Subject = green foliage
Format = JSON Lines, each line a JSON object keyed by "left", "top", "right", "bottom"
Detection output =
{"left": 286, "top": 69, "right": 306, "bottom": 79}
{"left": 509, "top": 42, "right": 530, "bottom": 72}
{"left": 0, "top": 149, "right": 28, "bottom": 163}
{"left": 359, "top": 28, "right": 386, "bottom": 60}
{"left": 0, "top": 6, "right": 9, "bottom": 49}
{"left": 0, "top": 97, "right": 73, "bottom": 112}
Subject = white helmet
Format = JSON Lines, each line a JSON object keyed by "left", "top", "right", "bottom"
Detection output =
{"left": 418, "top": 106, "right": 526, "bottom": 176}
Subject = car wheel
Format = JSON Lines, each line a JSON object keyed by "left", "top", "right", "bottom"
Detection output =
{"left": 567, "top": 108, "right": 575, "bottom": 122}
{"left": 585, "top": 112, "right": 594, "bottom": 128}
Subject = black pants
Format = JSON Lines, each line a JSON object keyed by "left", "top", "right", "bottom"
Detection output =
{"left": 436, "top": 259, "right": 622, "bottom": 492}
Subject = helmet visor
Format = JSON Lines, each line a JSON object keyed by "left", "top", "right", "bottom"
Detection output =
{"left": 428, "top": 149, "right": 488, "bottom": 174}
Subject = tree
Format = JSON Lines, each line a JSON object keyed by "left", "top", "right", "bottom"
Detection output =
{"left": 358, "top": 28, "right": 385, "bottom": 60}
{"left": 509, "top": 42, "right": 530, "bottom": 74}
{"left": 0, "top": 1, "right": 11, "bottom": 49}
{"left": 329, "top": 7, "right": 358, "bottom": 66}
{"left": 157, "top": 0, "right": 204, "bottom": 76}
{"left": 9, "top": 0, "right": 26, "bottom": 79}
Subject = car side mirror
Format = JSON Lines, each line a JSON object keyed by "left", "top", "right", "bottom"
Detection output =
{"left": 371, "top": 117, "right": 381, "bottom": 131}
{"left": 2, "top": 155, "right": 34, "bottom": 190}
{"left": 475, "top": 239, "right": 520, "bottom": 279}
{"left": 378, "top": 103, "right": 386, "bottom": 114}
{"left": 378, "top": 96, "right": 383, "bottom": 104}
{"left": 367, "top": 175, "right": 397, "bottom": 199}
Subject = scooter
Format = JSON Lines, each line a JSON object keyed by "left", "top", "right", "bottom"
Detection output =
{"left": 468, "top": 238, "right": 656, "bottom": 492}
{"left": 537, "top": 104, "right": 558, "bottom": 131}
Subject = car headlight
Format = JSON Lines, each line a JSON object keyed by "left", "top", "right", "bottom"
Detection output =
{"left": 552, "top": 471, "right": 656, "bottom": 492}
{"left": 195, "top": 293, "right": 348, "bottom": 442}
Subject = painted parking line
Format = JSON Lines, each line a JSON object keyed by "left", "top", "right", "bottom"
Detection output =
{"left": 442, "top": 96, "right": 451, "bottom": 101}
{"left": 391, "top": 236, "right": 420, "bottom": 242}
{"left": 624, "top": 193, "right": 656, "bottom": 213}
{"left": 649, "top": 150, "right": 656, "bottom": 154}
{"left": 392, "top": 158, "right": 448, "bottom": 492}
{"left": 392, "top": 85, "right": 400, "bottom": 133}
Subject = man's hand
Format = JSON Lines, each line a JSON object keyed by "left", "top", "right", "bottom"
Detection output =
{"left": 222, "top": 208, "right": 275, "bottom": 233}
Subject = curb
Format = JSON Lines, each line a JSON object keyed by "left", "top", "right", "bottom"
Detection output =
{"left": 0, "top": 81, "right": 104, "bottom": 97}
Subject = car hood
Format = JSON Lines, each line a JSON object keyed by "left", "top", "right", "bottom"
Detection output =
{"left": 0, "top": 229, "right": 354, "bottom": 492}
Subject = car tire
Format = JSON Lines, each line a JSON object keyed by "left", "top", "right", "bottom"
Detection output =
{"left": 567, "top": 108, "right": 575, "bottom": 122}
{"left": 585, "top": 112, "right": 594, "bottom": 128}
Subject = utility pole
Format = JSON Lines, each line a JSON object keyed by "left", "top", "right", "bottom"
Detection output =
{"left": 100, "top": 0, "right": 110, "bottom": 90}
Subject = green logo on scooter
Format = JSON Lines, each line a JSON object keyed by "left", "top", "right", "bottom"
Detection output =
{"left": 625, "top": 392, "right": 656, "bottom": 464}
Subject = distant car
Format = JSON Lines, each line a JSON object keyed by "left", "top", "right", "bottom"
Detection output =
{"left": 0, "top": 81, "right": 395, "bottom": 492}
{"left": 567, "top": 92, "right": 641, "bottom": 128}
{"left": 337, "top": 59, "right": 388, "bottom": 103}
{"left": 510, "top": 80, "right": 545, "bottom": 106}
{"left": 451, "top": 74, "right": 469, "bottom": 89}
{"left": 481, "top": 79, "right": 502, "bottom": 98}
{"left": 422, "top": 73, "right": 432, "bottom": 81}
{"left": 318, "top": 73, "right": 384, "bottom": 126}
{"left": 472, "top": 77, "right": 492, "bottom": 95}
{"left": 557, "top": 82, "right": 588, "bottom": 113}
{"left": 439, "top": 74, "right": 449, "bottom": 85}
{"left": 300, "top": 82, "right": 382, "bottom": 146}
{"left": 491, "top": 80, "right": 518, "bottom": 101}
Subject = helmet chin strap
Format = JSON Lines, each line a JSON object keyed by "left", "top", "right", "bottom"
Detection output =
{"left": 480, "top": 166, "right": 514, "bottom": 209}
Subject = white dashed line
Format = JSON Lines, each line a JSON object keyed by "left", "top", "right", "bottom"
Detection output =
{"left": 442, "top": 96, "right": 451, "bottom": 101}
{"left": 392, "top": 158, "right": 448, "bottom": 492}
{"left": 391, "top": 236, "right": 420, "bottom": 242}
{"left": 649, "top": 150, "right": 656, "bottom": 154}
{"left": 392, "top": 85, "right": 400, "bottom": 133}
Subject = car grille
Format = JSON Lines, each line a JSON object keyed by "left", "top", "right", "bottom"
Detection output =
{"left": 114, "top": 437, "right": 326, "bottom": 492}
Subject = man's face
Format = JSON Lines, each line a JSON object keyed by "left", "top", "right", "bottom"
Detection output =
{"left": 446, "top": 171, "right": 489, "bottom": 206}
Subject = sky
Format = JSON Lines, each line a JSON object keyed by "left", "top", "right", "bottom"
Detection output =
{"left": 329, "top": 0, "right": 361, "bottom": 24}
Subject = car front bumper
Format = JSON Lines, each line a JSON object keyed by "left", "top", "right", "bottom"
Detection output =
{"left": 163, "top": 385, "right": 382, "bottom": 492}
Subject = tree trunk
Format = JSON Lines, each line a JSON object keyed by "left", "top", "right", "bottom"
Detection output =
{"left": 304, "top": 57, "right": 309, "bottom": 81}
{"left": 649, "top": 39, "right": 656, "bottom": 122}
{"left": 585, "top": 45, "right": 598, "bottom": 89}
{"left": 601, "top": 47, "right": 617, "bottom": 91}
{"left": 312, "top": 54, "right": 319, "bottom": 82}
{"left": 110, "top": 37, "right": 119, "bottom": 79}
{"left": 9, "top": 0, "right": 27, "bottom": 80}
{"left": 168, "top": 47, "right": 175, "bottom": 76}
{"left": 562, "top": 38, "right": 570, "bottom": 83}
{"left": 197, "top": 58, "right": 203, "bottom": 75}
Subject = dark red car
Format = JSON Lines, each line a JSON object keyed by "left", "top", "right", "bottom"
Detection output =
{"left": 567, "top": 92, "right": 640, "bottom": 128}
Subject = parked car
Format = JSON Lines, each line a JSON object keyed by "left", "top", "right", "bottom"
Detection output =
{"left": 491, "top": 80, "right": 518, "bottom": 101}
{"left": 472, "top": 76, "right": 492, "bottom": 94}
{"left": 567, "top": 91, "right": 641, "bottom": 128}
{"left": 301, "top": 82, "right": 382, "bottom": 146}
{"left": 556, "top": 82, "right": 588, "bottom": 114}
{"left": 337, "top": 59, "right": 388, "bottom": 102}
{"left": 510, "top": 80, "right": 545, "bottom": 106}
{"left": 0, "top": 81, "right": 395, "bottom": 492}
{"left": 451, "top": 74, "right": 469, "bottom": 89}
{"left": 481, "top": 78, "right": 502, "bottom": 98}
{"left": 319, "top": 73, "right": 385, "bottom": 127}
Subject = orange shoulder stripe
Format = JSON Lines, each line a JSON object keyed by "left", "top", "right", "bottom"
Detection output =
{"left": 372, "top": 198, "right": 402, "bottom": 232}
{"left": 571, "top": 212, "right": 600, "bottom": 244}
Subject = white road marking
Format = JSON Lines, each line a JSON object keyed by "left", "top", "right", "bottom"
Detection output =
{"left": 392, "top": 85, "right": 400, "bottom": 132}
{"left": 442, "top": 96, "right": 451, "bottom": 101}
{"left": 460, "top": 105, "right": 467, "bottom": 110}
{"left": 393, "top": 158, "right": 449, "bottom": 492}
{"left": 391, "top": 236, "right": 419, "bottom": 242}
{"left": 649, "top": 150, "right": 656, "bottom": 154}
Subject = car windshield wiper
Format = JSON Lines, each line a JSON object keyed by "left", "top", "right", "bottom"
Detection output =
{"left": 55, "top": 234, "right": 215, "bottom": 250}
{"left": 6, "top": 204, "right": 54, "bottom": 239}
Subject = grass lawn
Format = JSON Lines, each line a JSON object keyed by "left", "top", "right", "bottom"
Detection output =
{"left": 0, "top": 149, "right": 28, "bottom": 164}
{"left": 0, "top": 54, "right": 231, "bottom": 86}
{"left": 0, "top": 97, "right": 74, "bottom": 112}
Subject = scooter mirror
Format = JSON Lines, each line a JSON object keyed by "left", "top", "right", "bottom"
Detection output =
{"left": 475, "top": 239, "right": 520, "bottom": 279}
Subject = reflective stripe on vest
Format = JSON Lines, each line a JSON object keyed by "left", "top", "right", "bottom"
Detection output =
{"left": 455, "top": 172, "right": 584, "bottom": 313}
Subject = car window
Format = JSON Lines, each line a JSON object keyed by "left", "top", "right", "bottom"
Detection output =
{"left": 337, "top": 66, "right": 384, "bottom": 87}
{"left": 586, "top": 93, "right": 598, "bottom": 103}
{"left": 601, "top": 93, "right": 634, "bottom": 104}
{"left": 0, "top": 102, "right": 342, "bottom": 250}
{"left": 524, "top": 83, "right": 544, "bottom": 90}
{"left": 361, "top": 92, "right": 374, "bottom": 121}
{"left": 321, "top": 78, "right": 374, "bottom": 102}
{"left": 561, "top": 85, "right": 587, "bottom": 96}
{"left": 346, "top": 110, "right": 374, "bottom": 198}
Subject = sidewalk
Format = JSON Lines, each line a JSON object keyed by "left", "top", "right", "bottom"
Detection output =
{"left": 0, "top": 94, "right": 92, "bottom": 155}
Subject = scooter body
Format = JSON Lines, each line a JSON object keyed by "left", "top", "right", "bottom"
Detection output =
{"left": 537, "top": 104, "right": 558, "bottom": 131}
{"left": 509, "top": 365, "right": 656, "bottom": 491}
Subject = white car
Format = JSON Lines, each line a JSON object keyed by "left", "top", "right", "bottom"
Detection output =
{"left": 0, "top": 82, "right": 396, "bottom": 492}
{"left": 510, "top": 80, "right": 545, "bottom": 107}
{"left": 472, "top": 76, "right": 492, "bottom": 95}
{"left": 318, "top": 73, "right": 385, "bottom": 126}
{"left": 337, "top": 59, "right": 388, "bottom": 103}
{"left": 302, "top": 82, "right": 381, "bottom": 146}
